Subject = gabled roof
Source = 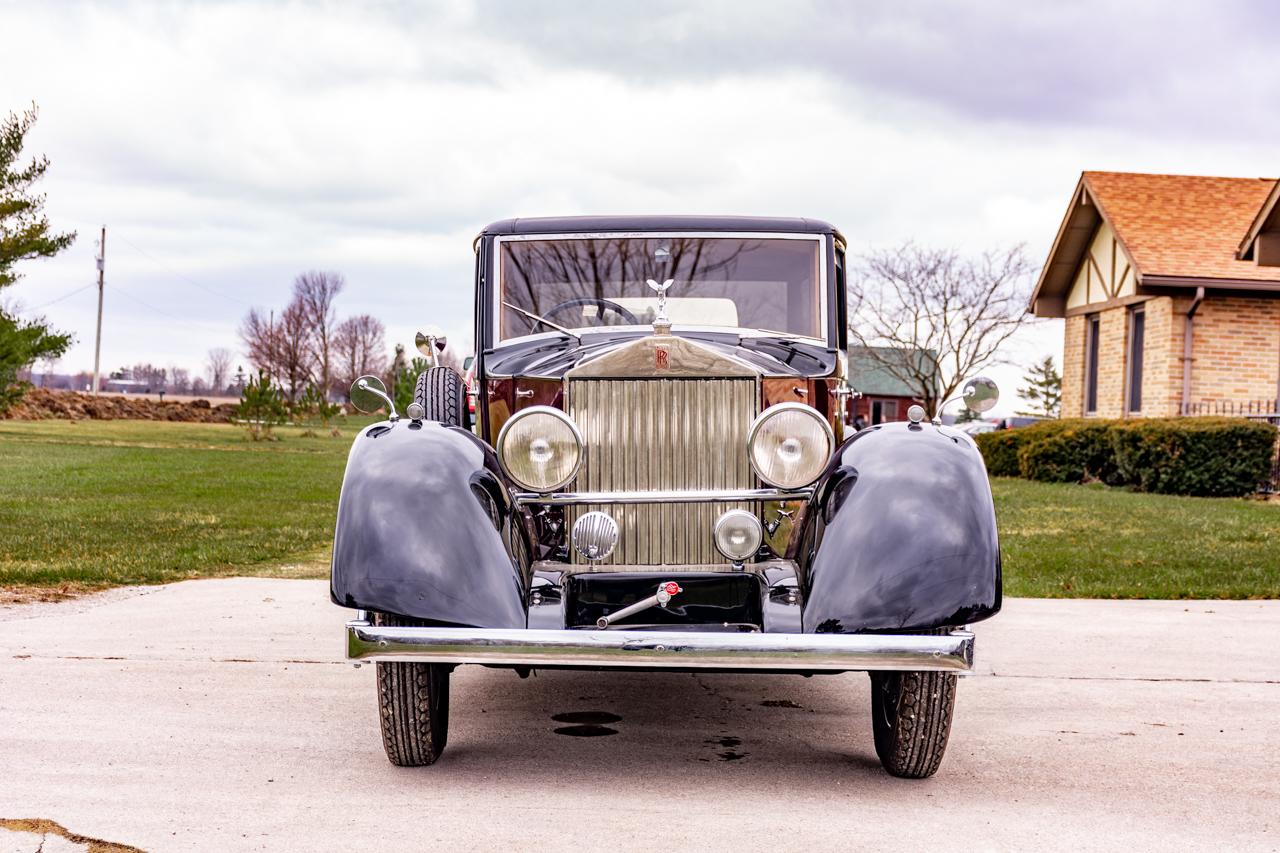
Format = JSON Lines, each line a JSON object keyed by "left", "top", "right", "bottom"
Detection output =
{"left": 847, "top": 346, "right": 931, "bottom": 398}
{"left": 1031, "top": 171, "right": 1280, "bottom": 317}
{"left": 1238, "top": 179, "right": 1280, "bottom": 260}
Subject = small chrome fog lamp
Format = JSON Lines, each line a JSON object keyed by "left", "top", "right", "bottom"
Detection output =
{"left": 572, "top": 511, "right": 619, "bottom": 562}
{"left": 713, "top": 509, "right": 763, "bottom": 564}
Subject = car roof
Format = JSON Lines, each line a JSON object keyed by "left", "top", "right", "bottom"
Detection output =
{"left": 479, "top": 215, "right": 842, "bottom": 240}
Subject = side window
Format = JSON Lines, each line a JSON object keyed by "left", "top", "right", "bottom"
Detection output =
{"left": 1085, "top": 314, "right": 1100, "bottom": 414}
{"left": 870, "top": 399, "right": 899, "bottom": 424}
{"left": 835, "top": 246, "right": 848, "bottom": 350}
{"left": 1127, "top": 307, "right": 1145, "bottom": 413}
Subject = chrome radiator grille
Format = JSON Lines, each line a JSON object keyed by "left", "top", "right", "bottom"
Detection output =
{"left": 567, "top": 378, "right": 758, "bottom": 566}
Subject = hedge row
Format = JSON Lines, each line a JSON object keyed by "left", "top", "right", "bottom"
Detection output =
{"left": 973, "top": 417, "right": 1278, "bottom": 497}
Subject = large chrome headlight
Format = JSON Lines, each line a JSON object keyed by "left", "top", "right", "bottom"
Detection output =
{"left": 747, "top": 403, "right": 834, "bottom": 489}
{"left": 496, "top": 406, "right": 583, "bottom": 493}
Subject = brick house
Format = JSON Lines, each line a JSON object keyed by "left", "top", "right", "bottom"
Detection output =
{"left": 846, "top": 346, "right": 929, "bottom": 424}
{"left": 1030, "top": 172, "right": 1280, "bottom": 418}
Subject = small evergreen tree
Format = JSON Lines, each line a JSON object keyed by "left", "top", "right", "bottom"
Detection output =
{"left": 955, "top": 406, "right": 981, "bottom": 423}
{"left": 392, "top": 355, "right": 430, "bottom": 412}
{"left": 237, "top": 369, "right": 286, "bottom": 441}
{"left": 1017, "top": 355, "right": 1062, "bottom": 418}
{"left": 0, "top": 105, "right": 75, "bottom": 411}
{"left": 296, "top": 382, "right": 340, "bottom": 428}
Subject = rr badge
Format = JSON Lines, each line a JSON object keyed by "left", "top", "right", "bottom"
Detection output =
{"left": 655, "top": 347, "right": 670, "bottom": 370}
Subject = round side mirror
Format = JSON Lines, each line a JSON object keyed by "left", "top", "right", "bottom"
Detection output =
{"left": 350, "top": 375, "right": 392, "bottom": 414}
{"left": 415, "top": 331, "right": 448, "bottom": 357}
{"left": 962, "top": 376, "right": 1000, "bottom": 413}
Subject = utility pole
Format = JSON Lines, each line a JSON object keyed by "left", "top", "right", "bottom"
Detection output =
{"left": 91, "top": 225, "right": 106, "bottom": 395}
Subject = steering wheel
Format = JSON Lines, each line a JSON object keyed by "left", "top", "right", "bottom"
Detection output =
{"left": 541, "top": 297, "right": 640, "bottom": 327}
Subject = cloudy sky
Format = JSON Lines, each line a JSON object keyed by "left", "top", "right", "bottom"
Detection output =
{"left": 2, "top": 0, "right": 1277, "bottom": 402}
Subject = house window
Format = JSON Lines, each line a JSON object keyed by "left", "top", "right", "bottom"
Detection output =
{"left": 871, "top": 399, "right": 899, "bottom": 424}
{"left": 1127, "top": 307, "right": 1145, "bottom": 413}
{"left": 1084, "top": 314, "right": 1100, "bottom": 413}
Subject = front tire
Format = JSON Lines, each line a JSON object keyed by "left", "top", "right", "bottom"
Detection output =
{"left": 869, "top": 669, "right": 957, "bottom": 778}
{"left": 373, "top": 613, "right": 451, "bottom": 767}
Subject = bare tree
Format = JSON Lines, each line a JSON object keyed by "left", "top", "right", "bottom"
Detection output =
{"left": 239, "top": 301, "right": 312, "bottom": 403}
{"left": 239, "top": 307, "right": 281, "bottom": 385}
{"left": 167, "top": 366, "right": 191, "bottom": 395}
{"left": 206, "top": 347, "right": 233, "bottom": 393}
{"left": 333, "top": 314, "right": 388, "bottom": 396}
{"left": 128, "top": 363, "right": 167, "bottom": 393}
{"left": 849, "top": 243, "right": 1035, "bottom": 417}
{"left": 276, "top": 298, "right": 314, "bottom": 403}
{"left": 293, "top": 270, "right": 345, "bottom": 400}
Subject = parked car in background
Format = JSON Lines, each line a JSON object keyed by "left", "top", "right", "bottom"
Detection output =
{"left": 461, "top": 354, "right": 476, "bottom": 420}
{"left": 334, "top": 216, "right": 1003, "bottom": 778}
{"left": 958, "top": 420, "right": 998, "bottom": 436}
{"left": 994, "top": 416, "right": 1045, "bottom": 430}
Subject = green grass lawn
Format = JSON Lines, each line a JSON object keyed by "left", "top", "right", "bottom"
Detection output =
{"left": 0, "top": 418, "right": 364, "bottom": 593}
{"left": 994, "top": 478, "right": 1279, "bottom": 598}
{"left": 0, "top": 419, "right": 1275, "bottom": 598}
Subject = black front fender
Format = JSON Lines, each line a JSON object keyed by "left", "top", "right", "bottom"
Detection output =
{"left": 329, "top": 420, "right": 528, "bottom": 628}
{"left": 801, "top": 423, "right": 1002, "bottom": 633}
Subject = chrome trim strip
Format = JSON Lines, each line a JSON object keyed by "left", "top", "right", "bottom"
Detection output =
{"left": 516, "top": 487, "right": 814, "bottom": 506}
{"left": 346, "top": 623, "right": 975, "bottom": 672}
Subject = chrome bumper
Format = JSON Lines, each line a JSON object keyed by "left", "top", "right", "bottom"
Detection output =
{"left": 345, "top": 622, "right": 974, "bottom": 672}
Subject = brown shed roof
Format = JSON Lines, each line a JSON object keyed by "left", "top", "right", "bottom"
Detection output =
{"left": 1030, "top": 171, "right": 1280, "bottom": 317}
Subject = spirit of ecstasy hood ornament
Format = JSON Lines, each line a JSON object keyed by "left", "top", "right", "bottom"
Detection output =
{"left": 646, "top": 278, "right": 674, "bottom": 334}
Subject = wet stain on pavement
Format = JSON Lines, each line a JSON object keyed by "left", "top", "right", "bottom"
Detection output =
{"left": 704, "top": 735, "right": 749, "bottom": 761}
{"left": 551, "top": 711, "right": 622, "bottom": 725}
{"left": 554, "top": 725, "right": 619, "bottom": 737}
{"left": 760, "top": 699, "right": 803, "bottom": 708}
{"left": 552, "top": 710, "right": 622, "bottom": 737}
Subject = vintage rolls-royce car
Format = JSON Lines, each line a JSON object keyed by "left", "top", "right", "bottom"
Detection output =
{"left": 333, "top": 216, "right": 1002, "bottom": 778}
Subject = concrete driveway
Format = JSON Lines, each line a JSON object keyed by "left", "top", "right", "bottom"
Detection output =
{"left": 1, "top": 580, "right": 1276, "bottom": 852}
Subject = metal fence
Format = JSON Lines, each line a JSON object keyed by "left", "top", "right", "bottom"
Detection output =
{"left": 1256, "top": 419, "right": 1280, "bottom": 494}
{"left": 1181, "top": 398, "right": 1280, "bottom": 418}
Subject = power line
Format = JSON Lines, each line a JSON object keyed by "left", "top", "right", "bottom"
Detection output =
{"left": 108, "top": 281, "right": 187, "bottom": 322}
{"left": 113, "top": 232, "right": 250, "bottom": 307}
{"left": 27, "top": 283, "right": 96, "bottom": 312}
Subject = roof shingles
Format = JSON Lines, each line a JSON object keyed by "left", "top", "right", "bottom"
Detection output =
{"left": 1084, "top": 171, "right": 1280, "bottom": 283}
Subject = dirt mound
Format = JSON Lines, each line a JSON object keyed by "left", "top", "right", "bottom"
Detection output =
{"left": 2, "top": 387, "right": 237, "bottom": 423}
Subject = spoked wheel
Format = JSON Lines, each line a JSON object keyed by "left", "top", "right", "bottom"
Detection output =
{"left": 413, "top": 366, "right": 468, "bottom": 429}
{"left": 869, "top": 668, "right": 958, "bottom": 779}
{"left": 373, "top": 613, "right": 451, "bottom": 767}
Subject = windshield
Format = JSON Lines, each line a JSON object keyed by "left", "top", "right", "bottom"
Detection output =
{"left": 497, "top": 236, "right": 824, "bottom": 341}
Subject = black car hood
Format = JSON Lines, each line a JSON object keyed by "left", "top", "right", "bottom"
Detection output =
{"left": 483, "top": 329, "right": 838, "bottom": 378}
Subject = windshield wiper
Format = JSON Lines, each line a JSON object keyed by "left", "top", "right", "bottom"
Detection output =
{"left": 502, "top": 301, "right": 582, "bottom": 342}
